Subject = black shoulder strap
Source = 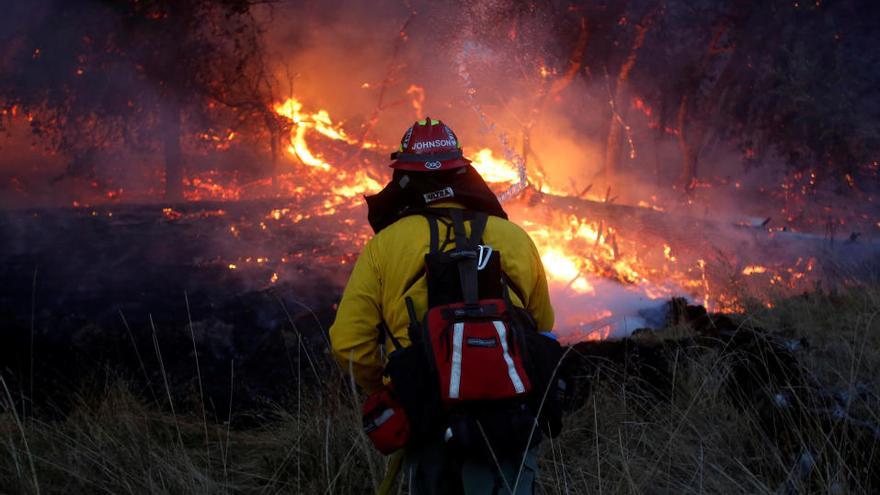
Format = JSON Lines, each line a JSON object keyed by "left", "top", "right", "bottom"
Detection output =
{"left": 446, "top": 209, "right": 488, "bottom": 248}
{"left": 405, "top": 296, "right": 422, "bottom": 343}
{"left": 427, "top": 215, "right": 440, "bottom": 253}
{"left": 502, "top": 272, "right": 527, "bottom": 306}
{"left": 377, "top": 320, "right": 404, "bottom": 350}
{"left": 468, "top": 212, "right": 488, "bottom": 246}
{"left": 448, "top": 209, "right": 469, "bottom": 249}
{"left": 448, "top": 209, "right": 481, "bottom": 305}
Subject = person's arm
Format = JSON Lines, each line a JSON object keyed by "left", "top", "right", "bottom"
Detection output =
{"left": 328, "top": 240, "right": 385, "bottom": 393}
{"left": 526, "top": 236, "right": 555, "bottom": 332}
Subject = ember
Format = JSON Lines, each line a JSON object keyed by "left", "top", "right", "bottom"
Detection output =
{"left": 1, "top": 3, "right": 879, "bottom": 493}
{"left": 0, "top": 0, "right": 877, "bottom": 344}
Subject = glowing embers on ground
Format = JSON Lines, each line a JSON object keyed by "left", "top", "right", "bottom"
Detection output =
{"left": 184, "top": 172, "right": 243, "bottom": 201}
{"left": 266, "top": 96, "right": 803, "bottom": 329}
{"left": 515, "top": 207, "right": 677, "bottom": 342}
{"left": 168, "top": 95, "right": 832, "bottom": 343}
{"left": 743, "top": 265, "right": 768, "bottom": 275}
{"left": 182, "top": 172, "right": 310, "bottom": 202}
{"left": 519, "top": 212, "right": 648, "bottom": 290}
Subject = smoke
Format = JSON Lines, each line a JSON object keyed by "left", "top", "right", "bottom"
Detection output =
{"left": 2, "top": 0, "right": 878, "bottom": 341}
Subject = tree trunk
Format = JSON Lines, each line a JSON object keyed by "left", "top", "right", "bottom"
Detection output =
{"left": 605, "top": 108, "right": 625, "bottom": 187}
{"left": 674, "top": 22, "right": 747, "bottom": 196}
{"left": 652, "top": 128, "right": 663, "bottom": 188}
{"left": 676, "top": 95, "right": 706, "bottom": 195}
{"left": 265, "top": 112, "right": 280, "bottom": 191}
{"left": 672, "top": 7, "right": 762, "bottom": 197}
{"left": 162, "top": 103, "right": 183, "bottom": 202}
{"left": 548, "top": 16, "right": 588, "bottom": 98}
{"left": 604, "top": 13, "right": 654, "bottom": 188}
{"left": 270, "top": 134, "right": 279, "bottom": 191}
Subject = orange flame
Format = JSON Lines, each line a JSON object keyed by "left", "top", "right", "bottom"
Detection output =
{"left": 170, "top": 93, "right": 828, "bottom": 341}
{"left": 274, "top": 97, "right": 367, "bottom": 171}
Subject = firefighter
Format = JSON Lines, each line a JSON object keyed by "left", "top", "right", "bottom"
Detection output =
{"left": 329, "top": 118, "right": 555, "bottom": 495}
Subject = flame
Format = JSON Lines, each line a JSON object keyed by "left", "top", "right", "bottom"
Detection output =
{"left": 541, "top": 248, "right": 595, "bottom": 294}
{"left": 663, "top": 244, "right": 676, "bottom": 262}
{"left": 406, "top": 84, "right": 425, "bottom": 119}
{"left": 274, "top": 97, "right": 363, "bottom": 171}
{"left": 583, "top": 324, "right": 613, "bottom": 342}
{"left": 332, "top": 171, "right": 382, "bottom": 199}
{"left": 197, "top": 130, "right": 236, "bottom": 150}
{"left": 697, "top": 259, "right": 710, "bottom": 309}
{"left": 184, "top": 173, "right": 242, "bottom": 201}
{"left": 162, "top": 207, "right": 182, "bottom": 220}
{"left": 742, "top": 265, "right": 768, "bottom": 275}
{"left": 66, "top": 92, "right": 832, "bottom": 342}
{"left": 558, "top": 310, "right": 615, "bottom": 344}
{"left": 469, "top": 148, "right": 521, "bottom": 184}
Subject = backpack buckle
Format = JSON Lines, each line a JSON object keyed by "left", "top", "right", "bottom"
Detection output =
{"left": 476, "top": 245, "right": 493, "bottom": 271}
{"left": 449, "top": 249, "right": 477, "bottom": 260}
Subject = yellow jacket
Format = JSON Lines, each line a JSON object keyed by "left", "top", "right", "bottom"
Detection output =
{"left": 329, "top": 204, "right": 554, "bottom": 393}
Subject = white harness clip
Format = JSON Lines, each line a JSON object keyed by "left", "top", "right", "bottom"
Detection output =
{"left": 476, "top": 245, "right": 493, "bottom": 271}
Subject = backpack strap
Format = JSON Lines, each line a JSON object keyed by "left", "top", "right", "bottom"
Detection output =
{"left": 377, "top": 320, "right": 404, "bottom": 351}
{"left": 448, "top": 209, "right": 468, "bottom": 249}
{"left": 448, "top": 209, "right": 487, "bottom": 307}
{"left": 468, "top": 212, "right": 488, "bottom": 246}
{"left": 427, "top": 215, "right": 440, "bottom": 253}
{"left": 501, "top": 272, "right": 527, "bottom": 307}
{"left": 405, "top": 296, "right": 422, "bottom": 344}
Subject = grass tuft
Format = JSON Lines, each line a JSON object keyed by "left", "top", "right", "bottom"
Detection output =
{"left": 1, "top": 288, "right": 878, "bottom": 494}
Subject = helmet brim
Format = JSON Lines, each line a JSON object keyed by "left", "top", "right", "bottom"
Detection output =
{"left": 390, "top": 156, "right": 471, "bottom": 172}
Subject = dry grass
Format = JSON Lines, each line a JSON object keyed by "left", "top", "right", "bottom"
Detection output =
{"left": 1, "top": 288, "right": 878, "bottom": 494}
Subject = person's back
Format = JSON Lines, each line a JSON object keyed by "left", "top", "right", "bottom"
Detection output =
{"left": 331, "top": 205, "right": 553, "bottom": 393}
{"left": 329, "top": 118, "right": 557, "bottom": 494}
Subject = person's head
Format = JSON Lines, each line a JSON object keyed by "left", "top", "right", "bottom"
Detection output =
{"left": 365, "top": 117, "right": 507, "bottom": 232}
{"left": 389, "top": 118, "right": 471, "bottom": 173}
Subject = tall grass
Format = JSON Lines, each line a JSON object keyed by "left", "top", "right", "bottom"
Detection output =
{"left": 1, "top": 288, "right": 878, "bottom": 494}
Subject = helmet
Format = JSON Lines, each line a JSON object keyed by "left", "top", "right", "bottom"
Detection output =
{"left": 390, "top": 117, "right": 471, "bottom": 171}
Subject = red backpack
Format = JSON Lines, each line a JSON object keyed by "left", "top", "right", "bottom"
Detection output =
{"left": 406, "top": 209, "right": 531, "bottom": 405}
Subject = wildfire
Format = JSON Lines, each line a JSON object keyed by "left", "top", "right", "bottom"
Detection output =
{"left": 663, "top": 244, "right": 676, "bottom": 262}
{"left": 406, "top": 84, "right": 425, "bottom": 119}
{"left": 557, "top": 310, "right": 615, "bottom": 344}
{"left": 197, "top": 130, "right": 236, "bottom": 150}
{"left": 331, "top": 171, "right": 382, "bottom": 199}
{"left": 262, "top": 95, "right": 819, "bottom": 325}
{"left": 162, "top": 207, "right": 182, "bottom": 220}
{"left": 48, "top": 91, "right": 829, "bottom": 342}
{"left": 184, "top": 173, "right": 242, "bottom": 201}
{"left": 742, "top": 265, "right": 768, "bottom": 275}
{"left": 274, "top": 96, "right": 375, "bottom": 171}
{"left": 541, "top": 248, "right": 595, "bottom": 294}
{"left": 469, "top": 148, "right": 521, "bottom": 185}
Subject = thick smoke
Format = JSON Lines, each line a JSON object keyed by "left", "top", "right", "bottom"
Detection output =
{"left": 1, "top": 0, "right": 878, "bottom": 340}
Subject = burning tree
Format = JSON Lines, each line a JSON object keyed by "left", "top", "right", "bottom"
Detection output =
{"left": 0, "top": 0, "right": 873, "bottom": 326}
{"left": 456, "top": 0, "right": 878, "bottom": 199}
{"left": 0, "top": 0, "right": 279, "bottom": 200}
